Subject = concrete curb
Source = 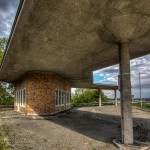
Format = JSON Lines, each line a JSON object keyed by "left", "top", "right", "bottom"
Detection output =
{"left": 113, "top": 139, "right": 125, "bottom": 150}
{"left": 113, "top": 139, "right": 150, "bottom": 150}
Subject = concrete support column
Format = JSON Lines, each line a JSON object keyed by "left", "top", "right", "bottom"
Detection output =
{"left": 99, "top": 89, "right": 102, "bottom": 107}
{"left": 114, "top": 90, "right": 118, "bottom": 106}
{"left": 119, "top": 42, "right": 133, "bottom": 144}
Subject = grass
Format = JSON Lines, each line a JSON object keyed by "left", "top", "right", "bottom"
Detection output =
{"left": 132, "top": 102, "right": 150, "bottom": 109}
{"left": 0, "top": 139, "right": 11, "bottom": 150}
{"left": 0, "top": 108, "right": 13, "bottom": 111}
{"left": 72, "top": 102, "right": 114, "bottom": 107}
{"left": 0, "top": 125, "right": 13, "bottom": 150}
{"left": 0, "top": 132, "right": 12, "bottom": 150}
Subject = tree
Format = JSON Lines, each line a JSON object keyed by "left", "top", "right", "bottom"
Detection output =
{"left": 72, "top": 88, "right": 108, "bottom": 104}
{"left": 0, "top": 38, "right": 14, "bottom": 105}
{"left": 0, "top": 37, "right": 7, "bottom": 63}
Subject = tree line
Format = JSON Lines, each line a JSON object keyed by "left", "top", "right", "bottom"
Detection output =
{"left": 0, "top": 38, "right": 14, "bottom": 105}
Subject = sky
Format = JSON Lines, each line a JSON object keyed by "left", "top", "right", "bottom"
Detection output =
{"left": 0, "top": 0, "right": 150, "bottom": 99}
{"left": 0, "top": 0, "right": 19, "bottom": 37}
{"left": 93, "top": 55, "right": 150, "bottom": 98}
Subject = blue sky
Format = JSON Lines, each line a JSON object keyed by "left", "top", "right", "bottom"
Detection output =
{"left": 0, "top": 0, "right": 150, "bottom": 99}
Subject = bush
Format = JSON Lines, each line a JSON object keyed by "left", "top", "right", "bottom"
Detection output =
{"left": 72, "top": 88, "right": 108, "bottom": 104}
{"left": 0, "top": 97, "right": 14, "bottom": 105}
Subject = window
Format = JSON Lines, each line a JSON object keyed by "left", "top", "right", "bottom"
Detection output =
{"left": 55, "top": 90, "right": 58, "bottom": 105}
{"left": 55, "top": 90, "right": 71, "bottom": 106}
{"left": 67, "top": 93, "right": 70, "bottom": 104}
{"left": 20, "top": 90, "right": 22, "bottom": 105}
{"left": 59, "top": 90, "right": 61, "bottom": 105}
{"left": 23, "top": 89, "right": 26, "bottom": 105}
{"left": 15, "top": 89, "right": 26, "bottom": 106}
{"left": 16, "top": 91, "right": 18, "bottom": 105}
{"left": 18, "top": 91, "right": 21, "bottom": 105}
{"left": 14, "top": 92, "right": 16, "bottom": 105}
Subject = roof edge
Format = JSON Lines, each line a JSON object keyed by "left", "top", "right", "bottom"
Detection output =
{"left": 0, "top": 0, "right": 25, "bottom": 70}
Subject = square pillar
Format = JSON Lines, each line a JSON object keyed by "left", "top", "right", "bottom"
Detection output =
{"left": 99, "top": 89, "right": 102, "bottom": 107}
{"left": 114, "top": 90, "right": 118, "bottom": 106}
{"left": 119, "top": 42, "right": 133, "bottom": 144}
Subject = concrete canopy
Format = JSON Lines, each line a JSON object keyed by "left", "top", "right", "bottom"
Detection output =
{"left": 0, "top": 0, "right": 150, "bottom": 88}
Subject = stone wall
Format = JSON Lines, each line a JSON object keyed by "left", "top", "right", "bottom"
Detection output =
{"left": 15, "top": 72, "right": 71, "bottom": 115}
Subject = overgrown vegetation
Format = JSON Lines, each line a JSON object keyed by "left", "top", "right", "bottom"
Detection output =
{"left": 0, "top": 37, "right": 7, "bottom": 63}
{"left": 0, "top": 125, "right": 12, "bottom": 150}
{"left": 0, "top": 38, "right": 15, "bottom": 105}
{"left": 72, "top": 88, "right": 108, "bottom": 104}
{"left": 0, "top": 107, "right": 13, "bottom": 111}
{"left": 0, "top": 138, "right": 12, "bottom": 150}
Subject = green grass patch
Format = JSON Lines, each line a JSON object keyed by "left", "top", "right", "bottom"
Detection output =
{"left": 0, "top": 139, "right": 12, "bottom": 150}
{"left": 72, "top": 102, "right": 114, "bottom": 107}
{"left": 132, "top": 103, "right": 150, "bottom": 109}
{"left": 0, "top": 108, "right": 13, "bottom": 111}
{"left": 0, "top": 125, "right": 13, "bottom": 150}
{"left": 0, "top": 132, "right": 12, "bottom": 150}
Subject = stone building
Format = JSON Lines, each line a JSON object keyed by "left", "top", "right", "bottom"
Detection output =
{"left": 14, "top": 72, "right": 71, "bottom": 115}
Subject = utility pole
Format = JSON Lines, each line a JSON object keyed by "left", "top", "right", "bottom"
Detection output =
{"left": 139, "top": 72, "right": 142, "bottom": 107}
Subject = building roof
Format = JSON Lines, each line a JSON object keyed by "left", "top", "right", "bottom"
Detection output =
{"left": 0, "top": 0, "right": 150, "bottom": 89}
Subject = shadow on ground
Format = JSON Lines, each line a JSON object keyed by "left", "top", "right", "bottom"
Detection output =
{"left": 45, "top": 108, "right": 150, "bottom": 143}
{"left": 46, "top": 108, "right": 122, "bottom": 143}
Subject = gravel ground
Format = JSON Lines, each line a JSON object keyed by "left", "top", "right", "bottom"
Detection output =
{"left": 0, "top": 106, "right": 149, "bottom": 150}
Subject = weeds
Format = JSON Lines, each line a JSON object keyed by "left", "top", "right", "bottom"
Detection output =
{"left": 0, "top": 125, "right": 12, "bottom": 150}
{"left": 134, "top": 124, "right": 150, "bottom": 142}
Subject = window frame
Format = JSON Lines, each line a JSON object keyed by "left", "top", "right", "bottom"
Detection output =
{"left": 55, "top": 89, "right": 71, "bottom": 106}
{"left": 15, "top": 88, "right": 26, "bottom": 107}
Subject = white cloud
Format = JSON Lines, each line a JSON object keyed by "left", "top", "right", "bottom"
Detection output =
{"left": 93, "top": 54, "right": 150, "bottom": 98}
{"left": 0, "top": 0, "right": 20, "bottom": 37}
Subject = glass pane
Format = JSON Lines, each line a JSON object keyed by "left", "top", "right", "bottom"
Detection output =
{"left": 21, "top": 90, "right": 22, "bottom": 105}
{"left": 17, "top": 91, "right": 19, "bottom": 105}
{"left": 55, "top": 90, "right": 58, "bottom": 105}
{"left": 16, "top": 92, "right": 18, "bottom": 105}
{"left": 19, "top": 90, "right": 22, "bottom": 105}
{"left": 63, "top": 92, "right": 66, "bottom": 104}
{"left": 69, "top": 93, "right": 71, "bottom": 103}
{"left": 66, "top": 92, "right": 67, "bottom": 104}
{"left": 14, "top": 92, "right": 16, "bottom": 105}
{"left": 21, "top": 90, "right": 23, "bottom": 105}
{"left": 67, "top": 93, "right": 69, "bottom": 104}
{"left": 59, "top": 90, "right": 61, "bottom": 105}
{"left": 23, "top": 89, "right": 25, "bottom": 105}
{"left": 61, "top": 91, "right": 63, "bottom": 104}
{"left": 18, "top": 91, "right": 20, "bottom": 105}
